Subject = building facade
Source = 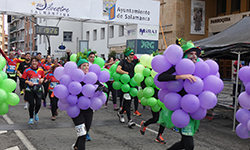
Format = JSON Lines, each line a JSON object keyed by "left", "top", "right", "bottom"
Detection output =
{"left": 0, "top": 15, "right": 5, "bottom": 51}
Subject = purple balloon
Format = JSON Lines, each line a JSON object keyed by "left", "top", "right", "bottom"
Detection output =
{"left": 57, "top": 101, "right": 69, "bottom": 111}
{"left": 98, "top": 92, "right": 107, "bottom": 104}
{"left": 158, "top": 89, "right": 170, "bottom": 102}
{"left": 239, "top": 92, "right": 250, "bottom": 109}
{"left": 60, "top": 74, "right": 72, "bottom": 86}
{"left": 164, "top": 44, "right": 183, "bottom": 65}
{"left": 71, "top": 69, "right": 85, "bottom": 82}
{"left": 154, "top": 74, "right": 168, "bottom": 89}
{"left": 54, "top": 67, "right": 65, "bottom": 80}
{"left": 190, "top": 107, "right": 207, "bottom": 120}
{"left": 198, "top": 58, "right": 204, "bottom": 62}
{"left": 166, "top": 79, "right": 183, "bottom": 92}
{"left": 184, "top": 76, "right": 204, "bottom": 95}
{"left": 59, "top": 98, "right": 67, "bottom": 104}
{"left": 93, "top": 91, "right": 102, "bottom": 97}
{"left": 198, "top": 91, "right": 217, "bottom": 109}
{"left": 236, "top": 123, "right": 250, "bottom": 139}
{"left": 82, "top": 84, "right": 96, "bottom": 97}
{"left": 247, "top": 120, "right": 250, "bottom": 131}
{"left": 193, "top": 61, "right": 210, "bottom": 79}
{"left": 163, "top": 92, "right": 181, "bottom": 111}
{"left": 239, "top": 66, "right": 250, "bottom": 83}
{"left": 181, "top": 94, "right": 200, "bottom": 113}
{"left": 203, "top": 75, "right": 224, "bottom": 94}
{"left": 151, "top": 55, "right": 172, "bottom": 73}
{"left": 205, "top": 59, "right": 219, "bottom": 75}
{"left": 67, "top": 105, "right": 80, "bottom": 118}
{"left": 77, "top": 96, "right": 91, "bottom": 110}
{"left": 98, "top": 71, "right": 110, "bottom": 83}
{"left": 54, "top": 84, "right": 69, "bottom": 99}
{"left": 236, "top": 109, "right": 250, "bottom": 125}
{"left": 89, "top": 64, "right": 101, "bottom": 75}
{"left": 64, "top": 62, "right": 78, "bottom": 75}
{"left": 66, "top": 95, "right": 78, "bottom": 106}
{"left": 83, "top": 72, "right": 98, "bottom": 84}
{"left": 215, "top": 72, "right": 220, "bottom": 78}
{"left": 171, "top": 109, "right": 190, "bottom": 128}
{"left": 68, "top": 81, "right": 82, "bottom": 95}
{"left": 90, "top": 97, "right": 103, "bottom": 110}
{"left": 175, "top": 59, "right": 195, "bottom": 75}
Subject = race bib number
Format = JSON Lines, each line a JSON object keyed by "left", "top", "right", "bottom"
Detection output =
{"left": 30, "top": 78, "right": 39, "bottom": 85}
{"left": 7, "top": 65, "right": 16, "bottom": 73}
{"left": 124, "top": 93, "right": 131, "bottom": 100}
{"left": 75, "top": 123, "right": 86, "bottom": 137}
{"left": 50, "top": 82, "right": 58, "bottom": 88}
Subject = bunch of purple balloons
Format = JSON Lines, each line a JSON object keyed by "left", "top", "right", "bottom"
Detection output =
{"left": 152, "top": 44, "right": 224, "bottom": 128}
{"left": 53, "top": 62, "right": 110, "bottom": 118}
{"left": 235, "top": 65, "right": 250, "bottom": 139}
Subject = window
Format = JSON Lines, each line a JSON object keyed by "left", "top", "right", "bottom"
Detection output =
{"left": 86, "top": 31, "right": 89, "bottom": 40}
{"left": 109, "top": 26, "right": 114, "bottom": 38}
{"left": 0, "top": 33, "right": 2, "bottom": 37}
{"left": 119, "top": 25, "right": 124, "bottom": 37}
{"left": 231, "top": 0, "right": 240, "bottom": 12}
{"left": 217, "top": 0, "right": 227, "bottom": 15}
{"left": 93, "top": 29, "right": 97, "bottom": 41}
{"left": 101, "top": 28, "right": 105, "bottom": 39}
{"left": 39, "top": 35, "right": 41, "bottom": 44}
{"left": 63, "top": 32, "right": 73, "bottom": 41}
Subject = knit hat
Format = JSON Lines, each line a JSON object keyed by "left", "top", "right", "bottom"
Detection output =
{"left": 77, "top": 58, "right": 88, "bottom": 67}
{"left": 123, "top": 47, "right": 134, "bottom": 57}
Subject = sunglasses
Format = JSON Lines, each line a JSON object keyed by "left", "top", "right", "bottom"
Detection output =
{"left": 129, "top": 53, "right": 135, "bottom": 56}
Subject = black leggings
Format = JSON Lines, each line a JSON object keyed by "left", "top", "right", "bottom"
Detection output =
{"left": 72, "top": 109, "right": 93, "bottom": 150}
{"left": 43, "top": 82, "right": 49, "bottom": 102}
{"left": 167, "top": 133, "right": 194, "bottom": 150}
{"left": 144, "top": 109, "right": 165, "bottom": 136}
{"left": 106, "top": 81, "right": 117, "bottom": 105}
{"left": 25, "top": 91, "right": 42, "bottom": 118}
{"left": 7, "top": 74, "right": 17, "bottom": 93}
{"left": 120, "top": 98, "right": 132, "bottom": 120}
{"left": 119, "top": 91, "right": 139, "bottom": 111}
{"left": 49, "top": 92, "right": 58, "bottom": 116}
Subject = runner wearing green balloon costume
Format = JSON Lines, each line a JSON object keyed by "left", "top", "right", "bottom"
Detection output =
{"left": 116, "top": 47, "right": 140, "bottom": 128}
{"left": 158, "top": 39, "right": 201, "bottom": 150}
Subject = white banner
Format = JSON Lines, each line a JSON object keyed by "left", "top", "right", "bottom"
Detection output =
{"left": 190, "top": 0, "right": 205, "bottom": 35}
{"left": 0, "top": 0, "right": 160, "bottom": 26}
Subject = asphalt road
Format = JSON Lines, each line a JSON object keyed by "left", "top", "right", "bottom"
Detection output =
{"left": 0, "top": 86, "right": 249, "bottom": 150}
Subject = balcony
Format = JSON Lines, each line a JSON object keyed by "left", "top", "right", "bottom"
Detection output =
{"left": 17, "top": 36, "right": 25, "bottom": 42}
{"left": 10, "top": 26, "right": 17, "bottom": 33}
{"left": 18, "top": 23, "right": 25, "bottom": 30}
{"left": 10, "top": 37, "right": 17, "bottom": 43}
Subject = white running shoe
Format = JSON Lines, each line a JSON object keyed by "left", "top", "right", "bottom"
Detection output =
{"left": 24, "top": 102, "right": 28, "bottom": 109}
{"left": 117, "top": 112, "right": 125, "bottom": 123}
{"left": 128, "top": 120, "right": 136, "bottom": 128}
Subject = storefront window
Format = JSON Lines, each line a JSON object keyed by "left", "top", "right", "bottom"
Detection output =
{"left": 231, "top": 0, "right": 241, "bottom": 12}
{"left": 217, "top": 0, "right": 227, "bottom": 15}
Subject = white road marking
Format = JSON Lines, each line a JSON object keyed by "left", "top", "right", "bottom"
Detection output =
{"left": 0, "top": 130, "right": 7, "bottom": 134}
{"left": 5, "top": 146, "right": 20, "bottom": 150}
{"left": 2, "top": 115, "right": 37, "bottom": 150}
{"left": 135, "top": 123, "right": 158, "bottom": 134}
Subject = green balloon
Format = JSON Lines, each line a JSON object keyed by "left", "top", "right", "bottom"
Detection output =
{"left": 113, "top": 72, "right": 121, "bottom": 81}
{"left": 0, "top": 56, "right": 6, "bottom": 71}
{"left": 0, "top": 73, "right": 3, "bottom": 85}
{"left": 143, "top": 68, "right": 151, "bottom": 77}
{"left": 143, "top": 87, "right": 154, "bottom": 98}
{"left": 109, "top": 64, "right": 117, "bottom": 76}
{"left": 134, "top": 73, "right": 144, "bottom": 84}
{"left": 0, "top": 71, "right": 7, "bottom": 80}
{"left": 6, "top": 93, "right": 20, "bottom": 106}
{"left": 134, "top": 64, "right": 144, "bottom": 74}
{"left": 93, "top": 57, "right": 105, "bottom": 68}
{"left": 103, "top": 83, "right": 108, "bottom": 88}
{"left": 151, "top": 103, "right": 161, "bottom": 112}
{"left": 0, "top": 79, "right": 17, "bottom": 93}
{"left": 129, "top": 88, "right": 138, "bottom": 97}
{"left": 157, "top": 100, "right": 165, "bottom": 108}
{"left": 137, "top": 90, "right": 144, "bottom": 99}
{"left": 115, "top": 61, "right": 120, "bottom": 65}
{"left": 140, "top": 97, "right": 148, "bottom": 106}
{"left": 0, "top": 102, "right": 9, "bottom": 115}
{"left": 121, "top": 84, "right": 130, "bottom": 93}
{"left": 147, "top": 97, "right": 157, "bottom": 107}
{"left": 70, "top": 54, "right": 77, "bottom": 62}
{"left": 0, "top": 89, "right": 7, "bottom": 103}
{"left": 120, "top": 74, "right": 130, "bottom": 84}
{"left": 112, "top": 81, "right": 122, "bottom": 90}
{"left": 145, "top": 77, "right": 154, "bottom": 87}
{"left": 129, "top": 78, "right": 137, "bottom": 87}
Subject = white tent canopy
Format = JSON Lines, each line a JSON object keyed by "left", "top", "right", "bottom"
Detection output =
{"left": 0, "top": 0, "right": 160, "bottom": 26}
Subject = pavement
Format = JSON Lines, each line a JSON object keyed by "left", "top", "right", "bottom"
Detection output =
{"left": 0, "top": 80, "right": 249, "bottom": 150}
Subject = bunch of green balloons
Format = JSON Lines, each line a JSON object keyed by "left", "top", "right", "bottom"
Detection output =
{"left": 0, "top": 56, "right": 20, "bottom": 115}
{"left": 134, "top": 54, "right": 164, "bottom": 112}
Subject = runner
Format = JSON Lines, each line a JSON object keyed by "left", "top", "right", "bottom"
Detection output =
{"left": 42, "top": 55, "right": 53, "bottom": 107}
{"left": 37, "top": 52, "right": 45, "bottom": 67}
{"left": 46, "top": 64, "right": 59, "bottom": 121}
{"left": 87, "top": 51, "right": 95, "bottom": 66}
{"left": 17, "top": 52, "right": 26, "bottom": 95}
{"left": 158, "top": 40, "right": 201, "bottom": 150}
{"left": 17, "top": 52, "right": 31, "bottom": 109}
{"left": 116, "top": 47, "right": 140, "bottom": 128}
{"left": 21, "top": 57, "right": 45, "bottom": 124}
{"left": 0, "top": 49, "right": 24, "bottom": 92}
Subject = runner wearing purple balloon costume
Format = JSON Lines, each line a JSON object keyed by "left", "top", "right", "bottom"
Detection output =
{"left": 158, "top": 39, "right": 201, "bottom": 150}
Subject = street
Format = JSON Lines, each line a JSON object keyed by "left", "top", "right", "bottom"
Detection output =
{"left": 0, "top": 85, "right": 249, "bottom": 150}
